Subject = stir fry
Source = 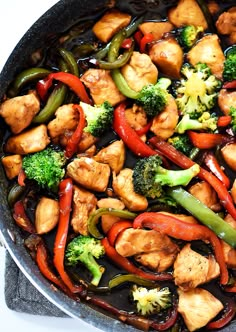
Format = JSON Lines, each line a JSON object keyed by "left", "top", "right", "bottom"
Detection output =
{"left": 1, "top": 0, "right": 236, "bottom": 331}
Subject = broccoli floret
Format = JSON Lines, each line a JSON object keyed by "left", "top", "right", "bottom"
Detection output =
{"left": 80, "top": 100, "right": 114, "bottom": 137}
{"left": 22, "top": 147, "right": 66, "bottom": 192}
{"left": 132, "top": 155, "right": 200, "bottom": 198}
{"left": 176, "top": 63, "right": 221, "bottom": 117}
{"left": 229, "top": 106, "right": 236, "bottom": 133}
{"left": 175, "top": 112, "right": 217, "bottom": 134}
{"left": 168, "top": 134, "right": 193, "bottom": 155}
{"left": 179, "top": 25, "right": 203, "bottom": 50}
{"left": 131, "top": 286, "right": 172, "bottom": 316}
{"left": 65, "top": 235, "right": 105, "bottom": 286}
{"left": 136, "top": 77, "right": 171, "bottom": 117}
{"left": 223, "top": 46, "right": 236, "bottom": 82}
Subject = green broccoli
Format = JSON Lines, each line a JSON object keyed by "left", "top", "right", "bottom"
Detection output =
{"left": 223, "top": 46, "right": 236, "bottom": 82}
{"left": 168, "top": 134, "right": 193, "bottom": 156}
{"left": 80, "top": 100, "right": 114, "bottom": 137}
{"left": 178, "top": 25, "right": 203, "bottom": 50}
{"left": 175, "top": 112, "right": 217, "bottom": 134}
{"left": 175, "top": 63, "right": 221, "bottom": 117}
{"left": 131, "top": 286, "right": 172, "bottom": 316}
{"left": 136, "top": 77, "right": 172, "bottom": 117}
{"left": 65, "top": 235, "right": 105, "bottom": 286}
{"left": 229, "top": 106, "right": 236, "bottom": 133}
{"left": 132, "top": 155, "right": 200, "bottom": 199}
{"left": 22, "top": 146, "right": 66, "bottom": 192}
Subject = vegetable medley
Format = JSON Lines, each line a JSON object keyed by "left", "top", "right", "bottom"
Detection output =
{"left": 1, "top": 0, "right": 236, "bottom": 331}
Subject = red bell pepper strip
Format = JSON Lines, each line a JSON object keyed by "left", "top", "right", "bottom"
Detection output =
{"left": 64, "top": 104, "right": 86, "bottom": 158}
{"left": 204, "top": 152, "right": 230, "bottom": 189}
{"left": 121, "top": 38, "right": 133, "bottom": 49}
{"left": 13, "top": 200, "right": 36, "bottom": 234}
{"left": 207, "top": 299, "right": 235, "bottom": 330}
{"left": 149, "top": 136, "right": 236, "bottom": 220}
{"left": 36, "top": 77, "right": 52, "bottom": 101}
{"left": 217, "top": 116, "right": 232, "bottom": 128}
{"left": 101, "top": 237, "right": 173, "bottom": 281}
{"left": 188, "top": 131, "right": 228, "bottom": 149}
{"left": 36, "top": 241, "right": 74, "bottom": 298}
{"left": 53, "top": 178, "right": 82, "bottom": 293}
{"left": 113, "top": 102, "right": 157, "bottom": 157}
{"left": 135, "top": 120, "right": 153, "bottom": 136}
{"left": 151, "top": 300, "right": 178, "bottom": 331}
{"left": 48, "top": 72, "right": 92, "bottom": 105}
{"left": 107, "top": 220, "right": 133, "bottom": 247}
{"left": 140, "top": 33, "right": 154, "bottom": 53}
{"left": 133, "top": 212, "right": 229, "bottom": 285}
{"left": 223, "top": 80, "right": 236, "bottom": 89}
{"left": 134, "top": 30, "right": 143, "bottom": 45}
{"left": 18, "top": 168, "right": 26, "bottom": 187}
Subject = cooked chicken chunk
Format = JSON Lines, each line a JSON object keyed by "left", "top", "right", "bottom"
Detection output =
{"left": 5, "top": 124, "right": 50, "bottom": 155}
{"left": 188, "top": 181, "right": 221, "bottom": 212}
{"left": 178, "top": 288, "right": 223, "bottom": 332}
{"left": 207, "top": 1, "right": 220, "bottom": 16}
{"left": 77, "top": 132, "right": 98, "bottom": 153}
{"left": 187, "top": 34, "right": 225, "bottom": 79}
{"left": 173, "top": 243, "right": 220, "bottom": 290}
{"left": 121, "top": 52, "right": 158, "bottom": 92}
{"left": 139, "top": 21, "right": 174, "bottom": 41}
{"left": 71, "top": 185, "right": 97, "bottom": 235}
{"left": 231, "top": 179, "right": 236, "bottom": 204}
{"left": 47, "top": 104, "right": 79, "bottom": 146}
{"left": 218, "top": 89, "right": 236, "bottom": 115}
{"left": 149, "top": 37, "right": 183, "bottom": 79}
{"left": 67, "top": 157, "right": 111, "bottom": 192}
{"left": 97, "top": 197, "right": 125, "bottom": 233}
{"left": 115, "top": 228, "right": 179, "bottom": 272}
{"left": 35, "top": 197, "right": 59, "bottom": 234}
{"left": 112, "top": 168, "right": 148, "bottom": 211}
{"left": 150, "top": 95, "right": 179, "bottom": 139}
{"left": 168, "top": 0, "right": 208, "bottom": 30}
{"left": 221, "top": 214, "right": 236, "bottom": 268}
{"left": 221, "top": 143, "right": 236, "bottom": 171}
{"left": 216, "top": 7, "right": 236, "bottom": 44}
{"left": 0, "top": 91, "right": 40, "bottom": 134}
{"left": 92, "top": 10, "right": 131, "bottom": 43}
{"left": 93, "top": 140, "right": 125, "bottom": 174}
{"left": 125, "top": 104, "right": 148, "bottom": 131}
{"left": 81, "top": 69, "right": 126, "bottom": 106}
{"left": 1, "top": 154, "right": 22, "bottom": 180}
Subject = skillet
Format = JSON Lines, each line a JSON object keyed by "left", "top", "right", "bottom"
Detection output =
{"left": 0, "top": 1, "right": 235, "bottom": 331}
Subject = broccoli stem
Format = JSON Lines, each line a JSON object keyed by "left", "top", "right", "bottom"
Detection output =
{"left": 155, "top": 164, "right": 200, "bottom": 187}
{"left": 79, "top": 252, "right": 104, "bottom": 286}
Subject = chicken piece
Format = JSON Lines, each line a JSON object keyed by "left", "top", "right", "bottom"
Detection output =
{"left": 112, "top": 168, "right": 148, "bottom": 211}
{"left": 139, "top": 21, "right": 174, "bottom": 41}
{"left": 150, "top": 95, "right": 179, "bottom": 139}
{"left": 187, "top": 34, "right": 225, "bottom": 79}
{"left": 97, "top": 197, "right": 125, "bottom": 233}
{"left": 188, "top": 181, "right": 221, "bottom": 212}
{"left": 168, "top": 0, "right": 208, "bottom": 30}
{"left": 71, "top": 185, "right": 97, "bottom": 235}
{"left": 125, "top": 104, "right": 148, "bottom": 131}
{"left": 228, "top": 31, "right": 236, "bottom": 45}
{"left": 47, "top": 104, "right": 79, "bottom": 146}
{"left": 221, "top": 143, "right": 236, "bottom": 171}
{"left": 93, "top": 140, "right": 125, "bottom": 174}
{"left": 218, "top": 89, "right": 236, "bottom": 115}
{"left": 81, "top": 69, "right": 126, "bottom": 106}
{"left": 67, "top": 157, "right": 111, "bottom": 192}
{"left": 231, "top": 179, "right": 236, "bottom": 204}
{"left": 178, "top": 288, "right": 223, "bottom": 332}
{"left": 0, "top": 91, "right": 40, "bottom": 134}
{"left": 35, "top": 197, "right": 59, "bottom": 234}
{"left": 121, "top": 52, "right": 158, "bottom": 92}
{"left": 173, "top": 243, "right": 220, "bottom": 290}
{"left": 216, "top": 7, "right": 236, "bottom": 42}
{"left": 5, "top": 124, "right": 50, "bottom": 155}
{"left": 207, "top": 1, "right": 220, "bottom": 16}
{"left": 77, "top": 132, "right": 98, "bottom": 153}
{"left": 149, "top": 37, "right": 183, "bottom": 79}
{"left": 92, "top": 10, "right": 131, "bottom": 43}
{"left": 1, "top": 154, "right": 22, "bottom": 180}
{"left": 221, "top": 214, "right": 236, "bottom": 268}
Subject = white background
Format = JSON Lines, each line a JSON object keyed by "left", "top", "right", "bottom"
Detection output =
{"left": 0, "top": 1, "right": 102, "bottom": 331}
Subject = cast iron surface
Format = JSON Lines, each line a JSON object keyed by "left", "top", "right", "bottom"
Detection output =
{"left": 0, "top": 1, "right": 235, "bottom": 331}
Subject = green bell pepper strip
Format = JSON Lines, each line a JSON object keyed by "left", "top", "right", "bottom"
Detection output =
{"left": 167, "top": 186, "right": 236, "bottom": 248}
{"left": 108, "top": 274, "right": 156, "bottom": 289}
{"left": 8, "top": 67, "right": 51, "bottom": 97}
{"left": 112, "top": 69, "right": 140, "bottom": 99}
{"left": 87, "top": 208, "right": 137, "bottom": 239}
{"left": 58, "top": 48, "right": 79, "bottom": 77}
{"left": 108, "top": 29, "right": 127, "bottom": 62}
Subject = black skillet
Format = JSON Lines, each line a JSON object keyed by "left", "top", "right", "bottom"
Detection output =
{"left": 0, "top": 1, "right": 235, "bottom": 331}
